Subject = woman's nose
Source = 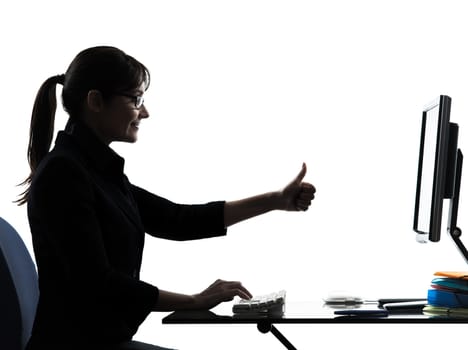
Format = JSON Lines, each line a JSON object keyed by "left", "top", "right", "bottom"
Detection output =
{"left": 139, "top": 104, "right": 150, "bottom": 119}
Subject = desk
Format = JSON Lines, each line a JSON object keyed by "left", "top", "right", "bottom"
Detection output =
{"left": 162, "top": 302, "right": 468, "bottom": 350}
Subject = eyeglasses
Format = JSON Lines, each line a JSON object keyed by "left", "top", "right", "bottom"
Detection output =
{"left": 118, "top": 93, "right": 145, "bottom": 109}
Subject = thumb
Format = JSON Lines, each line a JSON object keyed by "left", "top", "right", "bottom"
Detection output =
{"left": 293, "top": 162, "right": 307, "bottom": 183}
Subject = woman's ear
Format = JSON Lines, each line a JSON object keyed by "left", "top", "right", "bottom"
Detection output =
{"left": 86, "top": 90, "right": 104, "bottom": 112}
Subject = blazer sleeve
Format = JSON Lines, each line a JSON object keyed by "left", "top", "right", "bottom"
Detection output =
{"left": 130, "top": 185, "right": 227, "bottom": 241}
{"left": 28, "top": 156, "right": 158, "bottom": 334}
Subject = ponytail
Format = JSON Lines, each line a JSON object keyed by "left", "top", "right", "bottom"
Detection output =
{"left": 16, "top": 74, "right": 65, "bottom": 205}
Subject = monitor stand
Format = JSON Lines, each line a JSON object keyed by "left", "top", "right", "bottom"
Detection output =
{"left": 447, "top": 150, "right": 467, "bottom": 263}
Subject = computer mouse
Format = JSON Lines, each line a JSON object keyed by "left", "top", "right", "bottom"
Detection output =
{"left": 323, "top": 290, "right": 363, "bottom": 305}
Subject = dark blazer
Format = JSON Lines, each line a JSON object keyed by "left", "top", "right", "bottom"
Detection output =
{"left": 26, "top": 121, "right": 226, "bottom": 348}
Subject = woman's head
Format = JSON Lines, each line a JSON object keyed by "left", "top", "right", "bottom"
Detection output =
{"left": 62, "top": 46, "right": 150, "bottom": 119}
{"left": 17, "top": 46, "right": 150, "bottom": 204}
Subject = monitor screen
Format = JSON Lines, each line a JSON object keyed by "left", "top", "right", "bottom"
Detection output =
{"left": 413, "top": 95, "right": 451, "bottom": 242}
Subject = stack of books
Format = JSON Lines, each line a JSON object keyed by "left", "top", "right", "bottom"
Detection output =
{"left": 423, "top": 271, "right": 468, "bottom": 316}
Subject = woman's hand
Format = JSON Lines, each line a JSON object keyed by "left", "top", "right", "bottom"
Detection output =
{"left": 193, "top": 279, "right": 252, "bottom": 310}
{"left": 224, "top": 163, "right": 316, "bottom": 227}
{"left": 280, "top": 163, "right": 316, "bottom": 211}
{"left": 154, "top": 280, "right": 251, "bottom": 311}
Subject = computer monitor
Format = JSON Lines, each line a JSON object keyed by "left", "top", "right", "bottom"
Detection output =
{"left": 413, "top": 95, "right": 452, "bottom": 242}
{"left": 413, "top": 95, "right": 466, "bottom": 262}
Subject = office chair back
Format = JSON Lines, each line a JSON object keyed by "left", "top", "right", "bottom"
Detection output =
{"left": 0, "top": 217, "right": 39, "bottom": 350}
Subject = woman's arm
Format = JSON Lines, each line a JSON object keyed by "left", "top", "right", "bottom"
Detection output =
{"left": 132, "top": 163, "right": 315, "bottom": 238}
{"left": 154, "top": 279, "right": 252, "bottom": 311}
{"left": 224, "top": 163, "right": 316, "bottom": 227}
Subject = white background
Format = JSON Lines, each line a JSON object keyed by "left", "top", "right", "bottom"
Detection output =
{"left": 1, "top": 0, "right": 468, "bottom": 348}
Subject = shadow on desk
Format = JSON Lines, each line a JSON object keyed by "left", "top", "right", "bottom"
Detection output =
{"left": 163, "top": 310, "right": 230, "bottom": 323}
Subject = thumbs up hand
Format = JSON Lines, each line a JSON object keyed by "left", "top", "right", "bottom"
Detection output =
{"left": 280, "top": 163, "right": 316, "bottom": 211}
{"left": 223, "top": 163, "right": 316, "bottom": 227}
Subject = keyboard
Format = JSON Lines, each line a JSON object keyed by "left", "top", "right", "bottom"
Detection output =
{"left": 232, "top": 290, "right": 286, "bottom": 316}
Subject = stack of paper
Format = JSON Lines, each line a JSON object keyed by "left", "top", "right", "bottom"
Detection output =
{"left": 423, "top": 271, "right": 468, "bottom": 316}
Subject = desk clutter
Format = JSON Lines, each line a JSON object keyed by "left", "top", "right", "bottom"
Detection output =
{"left": 424, "top": 271, "right": 468, "bottom": 316}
